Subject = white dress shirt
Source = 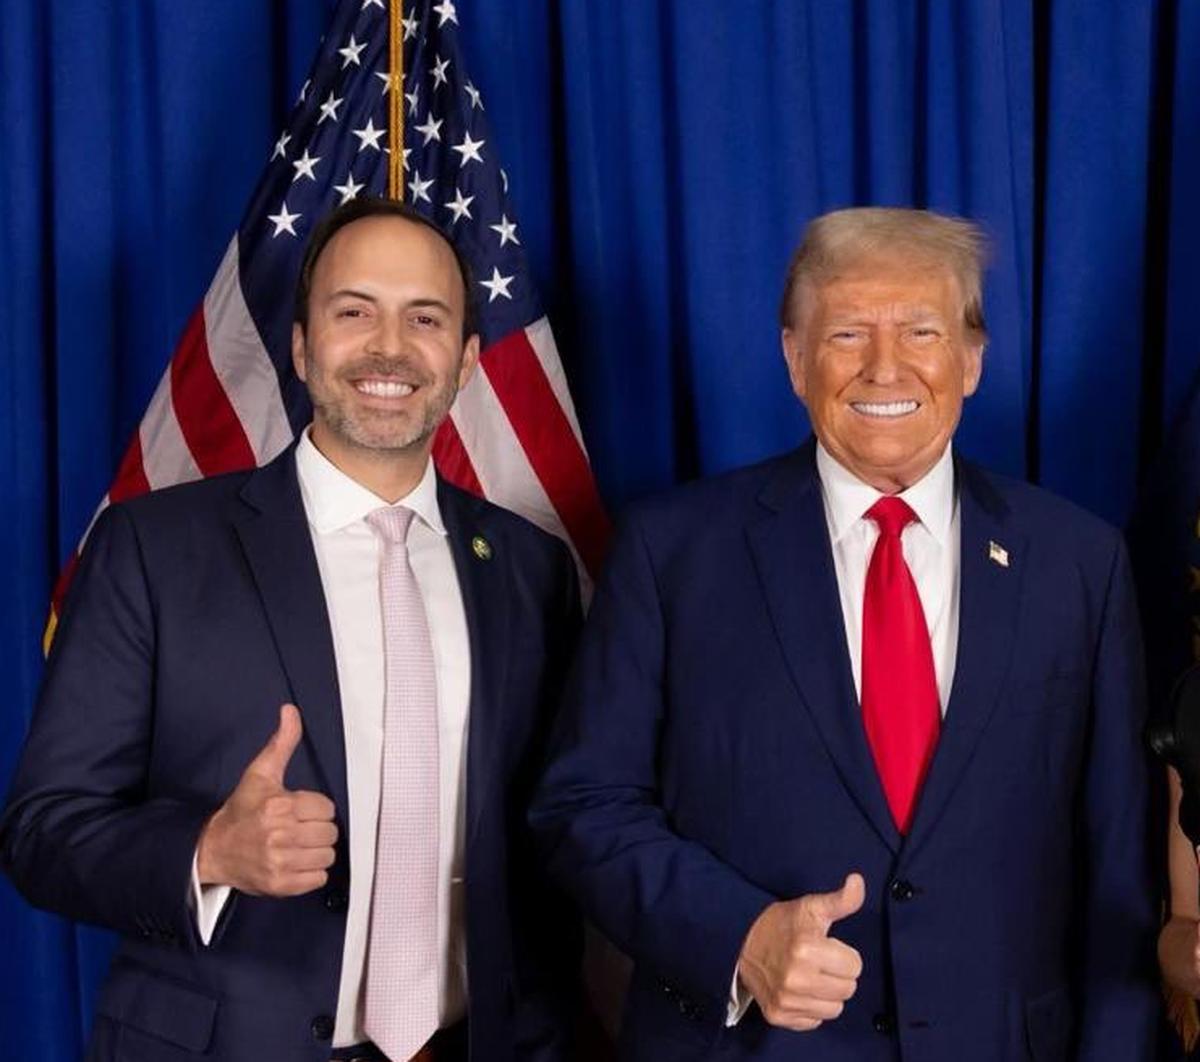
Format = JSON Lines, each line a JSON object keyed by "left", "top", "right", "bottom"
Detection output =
{"left": 192, "top": 428, "right": 472, "bottom": 1048}
{"left": 816, "top": 441, "right": 960, "bottom": 713}
{"left": 728, "top": 441, "right": 961, "bottom": 1024}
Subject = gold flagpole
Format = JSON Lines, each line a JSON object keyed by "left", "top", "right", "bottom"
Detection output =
{"left": 388, "top": 0, "right": 405, "bottom": 199}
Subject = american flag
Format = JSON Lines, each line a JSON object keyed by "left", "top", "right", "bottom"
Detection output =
{"left": 45, "top": 0, "right": 609, "bottom": 647}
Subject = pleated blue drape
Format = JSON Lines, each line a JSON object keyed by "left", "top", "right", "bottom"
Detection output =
{"left": 3, "top": 2, "right": 1199, "bottom": 1055}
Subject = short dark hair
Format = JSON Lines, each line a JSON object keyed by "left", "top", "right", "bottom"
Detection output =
{"left": 293, "top": 196, "right": 477, "bottom": 340}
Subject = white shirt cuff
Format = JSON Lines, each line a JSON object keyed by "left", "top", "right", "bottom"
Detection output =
{"left": 189, "top": 850, "right": 232, "bottom": 946}
{"left": 726, "top": 964, "right": 753, "bottom": 1026}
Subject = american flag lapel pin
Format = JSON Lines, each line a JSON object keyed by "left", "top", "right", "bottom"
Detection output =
{"left": 988, "top": 540, "right": 1009, "bottom": 568}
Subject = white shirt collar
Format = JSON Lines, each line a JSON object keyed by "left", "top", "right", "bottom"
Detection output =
{"left": 295, "top": 427, "right": 446, "bottom": 536}
{"left": 815, "top": 439, "right": 955, "bottom": 546}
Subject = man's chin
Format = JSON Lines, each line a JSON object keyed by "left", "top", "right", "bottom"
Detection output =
{"left": 327, "top": 415, "right": 436, "bottom": 456}
{"left": 346, "top": 429, "right": 434, "bottom": 455}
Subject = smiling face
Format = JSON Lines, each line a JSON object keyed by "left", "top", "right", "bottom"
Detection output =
{"left": 292, "top": 214, "right": 479, "bottom": 478}
{"left": 781, "top": 254, "right": 983, "bottom": 493}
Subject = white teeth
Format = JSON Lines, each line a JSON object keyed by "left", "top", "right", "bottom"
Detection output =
{"left": 852, "top": 400, "right": 919, "bottom": 418}
{"left": 356, "top": 380, "right": 415, "bottom": 398}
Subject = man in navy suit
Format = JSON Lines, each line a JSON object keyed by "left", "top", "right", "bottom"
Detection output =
{"left": 1, "top": 198, "right": 580, "bottom": 1061}
{"left": 530, "top": 207, "right": 1158, "bottom": 1060}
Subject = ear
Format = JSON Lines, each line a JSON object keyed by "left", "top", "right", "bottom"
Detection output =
{"left": 961, "top": 339, "right": 984, "bottom": 398}
{"left": 781, "top": 327, "right": 808, "bottom": 401}
{"left": 457, "top": 333, "right": 482, "bottom": 392}
{"left": 291, "top": 322, "right": 308, "bottom": 381}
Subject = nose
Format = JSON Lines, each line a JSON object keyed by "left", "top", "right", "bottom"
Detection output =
{"left": 369, "top": 310, "right": 407, "bottom": 358}
{"left": 860, "top": 328, "right": 902, "bottom": 384}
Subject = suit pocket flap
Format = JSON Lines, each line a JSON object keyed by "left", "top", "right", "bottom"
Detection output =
{"left": 96, "top": 959, "right": 219, "bottom": 1052}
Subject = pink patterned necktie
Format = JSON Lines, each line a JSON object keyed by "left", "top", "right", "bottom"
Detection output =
{"left": 363, "top": 506, "right": 440, "bottom": 1060}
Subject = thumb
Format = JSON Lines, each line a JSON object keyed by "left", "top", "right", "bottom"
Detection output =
{"left": 246, "top": 703, "right": 303, "bottom": 785}
{"left": 804, "top": 872, "right": 866, "bottom": 932}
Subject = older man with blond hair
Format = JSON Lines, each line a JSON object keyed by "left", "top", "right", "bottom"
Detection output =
{"left": 532, "top": 207, "right": 1158, "bottom": 1061}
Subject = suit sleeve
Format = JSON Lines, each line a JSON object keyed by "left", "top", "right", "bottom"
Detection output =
{"left": 0, "top": 504, "right": 216, "bottom": 944}
{"left": 1075, "top": 538, "right": 1160, "bottom": 1060}
{"left": 529, "top": 512, "right": 774, "bottom": 1021}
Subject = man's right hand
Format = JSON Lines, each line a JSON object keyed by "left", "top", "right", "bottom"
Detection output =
{"left": 195, "top": 703, "right": 338, "bottom": 896}
{"left": 736, "top": 873, "right": 865, "bottom": 1031}
{"left": 1159, "top": 914, "right": 1200, "bottom": 999}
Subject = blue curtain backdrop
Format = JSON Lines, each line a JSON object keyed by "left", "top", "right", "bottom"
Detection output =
{"left": 3, "top": 0, "right": 1199, "bottom": 1055}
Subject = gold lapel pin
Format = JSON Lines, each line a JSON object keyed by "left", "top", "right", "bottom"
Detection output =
{"left": 988, "top": 540, "right": 1009, "bottom": 568}
{"left": 471, "top": 535, "right": 493, "bottom": 561}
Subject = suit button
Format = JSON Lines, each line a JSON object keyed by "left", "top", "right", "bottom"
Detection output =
{"left": 873, "top": 1012, "right": 895, "bottom": 1035}
{"left": 889, "top": 878, "right": 916, "bottom": 902}
{"left": 310, "top": 1014, "right": 335, "bottom": 1041}
{"left": 323, "top": 889, "right": 347, "bottom": 912}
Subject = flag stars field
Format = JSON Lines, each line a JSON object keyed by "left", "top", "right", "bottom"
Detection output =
{"left": 267, "top": 202, "right": 300, "bottom": 237}
{"left": 334, "top": 175, "right": 365, "bottom": 204}
{"left": 479, "top": 267, "right": 515, "bottom": 302}
{"left": 490, "top": 215, "right": 518, "bottom": 246}
{"left": 415, "top": 113, "right": 443, "bottom": 144}
{"left": 292, "top": 150, "right": 320, "bottom": 182}
{"left": 338, "top": 33, "right": 367, "bottom": 67}
{"left": 408, "top": 169, "right": 434, "bottom": 204}
{"left": 353, "top": 118, "right": 385, "bottom": 151}
{"left": 318, "top": 92, "right": 344, "bottom": 124}
{"left": 445, "top": 188, "right": 474, "bottom": 223}
{"left": 452, "top": 132, "right": 484, "bottom": 167}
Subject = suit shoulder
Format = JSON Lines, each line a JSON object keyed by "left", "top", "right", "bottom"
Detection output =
{"left": 109, "top": 468, "right": 256, "bottom": 528}
{"left": 620, "top": 450, "right": 798, "bottom": 533}
{"left": 962, "top": 461, "right": 1125, "bottom": 565}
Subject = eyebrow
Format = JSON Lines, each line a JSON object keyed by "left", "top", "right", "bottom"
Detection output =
{"left": 326, "top": 290, "right": 454, "bottom": 315}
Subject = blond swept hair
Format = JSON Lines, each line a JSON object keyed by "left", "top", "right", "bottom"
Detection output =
{"left": 779, "top": 207, "right": 989, "bottom": 340}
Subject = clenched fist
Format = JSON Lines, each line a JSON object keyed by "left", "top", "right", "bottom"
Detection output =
{"left": 737, "top": 873, "right": 865, "bottom": 1031}
{"left": 196, "top": 704, "right": 338, "bottom": 897}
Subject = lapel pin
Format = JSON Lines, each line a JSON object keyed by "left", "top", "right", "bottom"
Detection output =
{"left": 471, "top": 535, "right": 493, "bottom": 561}
{"left": 988, "top": 540, "right": 1009, "bottom": 568}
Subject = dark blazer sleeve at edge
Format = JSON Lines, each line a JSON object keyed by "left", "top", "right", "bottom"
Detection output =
{"left": 510, "top": 535, "right": 587, "bottom": 1060}
{"left": 1076, "top": 537, "right": 1160, "bottom": 1060}
{"left": 528, "top": 512, "right": 774, "bottom": 1030}
{"left": 0, "top": 504, "right": 216, "bottom": 945}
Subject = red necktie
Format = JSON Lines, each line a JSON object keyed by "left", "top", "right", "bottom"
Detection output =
{"left": 861, "top": 497, "right": 940, "bottom": 835}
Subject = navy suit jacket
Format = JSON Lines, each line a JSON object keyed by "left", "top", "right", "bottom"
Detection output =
{"left": 1, "top": 443, "right": 581, "bottom": 1061}
{"left": 530, "top": 441, "right": 1158, "bottom": 1062}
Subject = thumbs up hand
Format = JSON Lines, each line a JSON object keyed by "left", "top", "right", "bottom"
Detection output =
{"left": 195, "top": 704, "right": 338, "bottom": 897}
{"left": 736, "top": 873, "right": 866, "bottom": 1031}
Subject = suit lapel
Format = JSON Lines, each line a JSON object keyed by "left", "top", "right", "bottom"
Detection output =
{"left": 232, "top": 446, "right": 349, "bottom": 822}
{"left": 438, "top": 480, "right": 512, "bottom": 847}
{"left": 746, "top": 443, "right": 902, "bottom": 852}
{"left": 905, "top": 458, "right": 1027, "bottom": 855}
